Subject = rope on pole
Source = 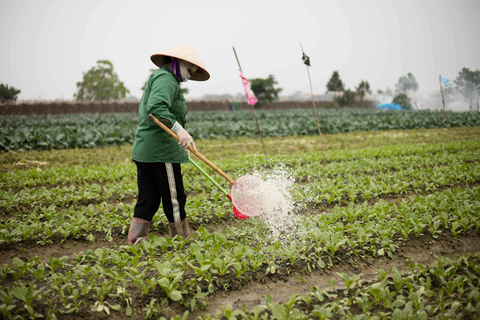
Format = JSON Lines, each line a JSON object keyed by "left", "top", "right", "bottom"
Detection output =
{"left": 300, "top": 42, "right": 325, "bottom": 165}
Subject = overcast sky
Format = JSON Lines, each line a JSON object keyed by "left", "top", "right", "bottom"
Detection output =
{"left": 1, "top": 0, "right": 479, "bottom": 101}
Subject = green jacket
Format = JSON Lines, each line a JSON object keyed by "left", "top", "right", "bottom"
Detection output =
{"left": 131, "top": 66, "right": 189, "bottom": 163}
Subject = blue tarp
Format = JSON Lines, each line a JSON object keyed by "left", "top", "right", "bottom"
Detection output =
{"left": 376, "top": 103, "right": 402, "bottom": 110}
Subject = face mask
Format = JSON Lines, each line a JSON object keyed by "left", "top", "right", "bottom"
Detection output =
{"left": 178, "top": 60, "right": 198, "bottom": 82}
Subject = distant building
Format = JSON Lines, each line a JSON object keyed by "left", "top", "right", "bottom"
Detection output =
{"left": 312, "top": 93, "right": 335, "bottom": 101}
{"left": 195, "top": 94, "right": 234, "bottom": 102}
{"left": 192, "top": 92, "right": 338, "bottom": 102}
{"left": 125, "top": 95, "right": 140, "bottom": 102}
{"left": 278, "top": 92, "right": 335, "bottom": 102}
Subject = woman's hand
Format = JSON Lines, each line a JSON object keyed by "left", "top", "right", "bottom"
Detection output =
{"left": 177, "top": 128, "right": 196, "bottom": 151}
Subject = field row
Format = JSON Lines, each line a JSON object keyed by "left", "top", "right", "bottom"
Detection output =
{"left": 2, "top": 126, "right": 478, "bottom": 171}
{"left": 2, "top": 109, "right": 479, "bottom": 151}
{"left": 1, "top": 126, "right": 479, "bottom": 319}
{"left": 1, "top": 184, "right": 479, "bottom": 318}
{"left": 208, "top": 254, "right": 480, "bottom": 320}
{"left": 2, "top": 139, "right": 478, "bottom": 193}
{"left": 1, "top": 140, "right": 479, "bottom": 246}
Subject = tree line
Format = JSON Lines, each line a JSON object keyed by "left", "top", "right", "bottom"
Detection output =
{"left": 1, "top": 60, "right": 479, "bottom": 112}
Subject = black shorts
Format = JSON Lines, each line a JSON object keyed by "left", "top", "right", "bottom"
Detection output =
{"left": 133, "top": 161, "right": 186, "bottom": 223}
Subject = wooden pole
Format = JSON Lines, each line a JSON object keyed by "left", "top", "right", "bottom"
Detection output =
{"left": 232, "top": 47, "right": 268, "bottom": 161}
{"left": 439, "top": 75, "right": 450, "bottom": 128}
{"left": 300, "top": 42, "right": 326, "bottom": 165}
{"left": 233, "top": 47, "right": 243, "bottom": 74}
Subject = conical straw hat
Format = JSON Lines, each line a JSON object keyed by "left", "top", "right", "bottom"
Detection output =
{"left": 150, "top": 44, "right": 210, "bottom": 81}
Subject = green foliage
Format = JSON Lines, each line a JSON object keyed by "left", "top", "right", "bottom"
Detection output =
{"left": 249, "top": 74, "right": 283, "bottom": 107}
{"left": 326, "top": 71, "right": 344, "bottom": 92}
{"left": 334, "top": 89, "right": 356, "bottom": 106}
{"left": 395, "top": 72, "right": 419, "bottom": 94}
{"left": 392, "top": 93, "right": 412, "bottom": 110}
{"left": 378, "top": 87, "right": 393, "bottom": 96}
{"left": 1, "top": 109, "right": 480, "bottom": 151}
{"left": 0, "top": 113, "right": 137, "bottom": 151}
{"left": 277, "top": 255, "right": 480, "bottom": 319}
{"left": 454, "top": 67, "right": 480, "bottom": 112}
{"left": 0, "top": 83, "right": 21, "bottom": 103}
{"left": 321, "top": 101, "right": 339, "bottom": 109}
{"left": 0, "top": 125, "right": 480, "bottom": 318}
{"left": 355, "top": 80, "right": 371, "bottom": 103}
{"left": 74, "top": 60, "right": 130, "bottom": 101}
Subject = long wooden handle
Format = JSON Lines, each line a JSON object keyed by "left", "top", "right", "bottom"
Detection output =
{"left": 148, "top": 114, "right": 235, "bottom": 185}
{"left": 189, "top": 157, "right": 230, "bottom": 196}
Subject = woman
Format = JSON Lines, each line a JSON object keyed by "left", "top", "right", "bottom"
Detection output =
{"left": 127, "top": 44, "right": 210, "bottom": 245}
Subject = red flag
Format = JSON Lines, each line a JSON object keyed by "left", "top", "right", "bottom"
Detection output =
{"left": 239, "top": 71, "right": 258, "bottom": 106}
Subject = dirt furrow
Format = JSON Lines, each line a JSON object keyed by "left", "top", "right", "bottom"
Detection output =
{"left": 186, "top": 232, "right": 480, "bottom": 319}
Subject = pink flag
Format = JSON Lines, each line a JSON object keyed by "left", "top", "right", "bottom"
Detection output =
{"left": 239, "top": 71, "right": 258, "bottom": 106}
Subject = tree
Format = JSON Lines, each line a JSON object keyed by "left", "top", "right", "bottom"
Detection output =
{"left": 334, "top": 89, "right": 356, "bottom": 106}
{"left": 74, "top": 60, "right": 129, "bottom": 101}
{"left": 181, "top": 86, "right": 190, "bottom": 95}
{"left": 377, "top": 87, "right": 393, "bottom": 96}
{"left": 476, "top": 71, "right": 480, "bottom": 112}
{"left": 249, "top": 74, "right": 283, "bottom": 107}
{"left": 355, "top": 80, "right": 371, "bottom": 103}
{"left": 392, "top": 93, "right": 412, "bottom": 110}
{"left": 395, "top": 73, "right": 418, "bottom": 94}
{"left": 326, "top": 71, "right": 344, "bottom": 92}
{"left": 454, "top": 68, "right": 480, "bottom": 112}
{"left": 0, "top": 83, "right": 21, "bottom": 103}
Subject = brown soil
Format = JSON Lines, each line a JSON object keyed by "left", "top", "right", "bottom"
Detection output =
{"left": 0, "top": 228, "right": 167, "bottom": 266}
{"left": 1, "top": 181, "right": 478, "bottom": 319}
{"left": 185, "top": 231, "right": 480, "bottom": 319}
{"left": 1, "top": 218, "right": 479, "bottom": 320}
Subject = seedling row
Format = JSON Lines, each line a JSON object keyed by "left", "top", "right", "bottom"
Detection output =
{"left": 1, "top": 130, "right": 480, "bottom": 318}
{"left": 2, "top": 109, "right": 480, "bottom": 151}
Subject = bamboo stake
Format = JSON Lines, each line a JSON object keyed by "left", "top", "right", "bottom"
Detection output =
{"left": 439, "top": 75, "right": 450, "bottom": 128}
{"left": 233, "top": 47, "right": 268, "bottom": 162}
{"left": 300, "top": 42, "right": 326, "bottom": 165}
